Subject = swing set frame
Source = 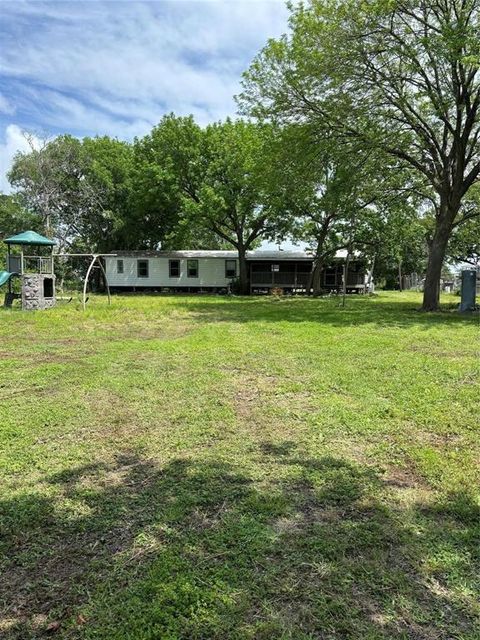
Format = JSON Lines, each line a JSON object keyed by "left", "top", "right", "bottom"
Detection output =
{"left": 54, "top": 254, "right": 117, "bottom": 310}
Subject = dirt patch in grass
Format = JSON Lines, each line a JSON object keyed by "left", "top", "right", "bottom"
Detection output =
{"left": 33, "top": 353, "right": 92, "bottom": 365}
{"left": 407, "top": 345, "right": 470, "bottom": 359}
{"left": 100, "top": 319, "right": 192, "bottom": 342}
{"left": 419, "top": 430, "right": 466, "bottom": 447}
{"left": 229, "top": 372, "right": 279, "bottom": 421}
{"left": 0, "top": 384, "right": 57, "bottom": 399}
{"left": 233, "top": 386, "right": 262, "bottom": 419}
{"left": 382, "top": 466, "right": 431, "bottom": 490}
{"left": 84, "top": 389, "right": 141, "bottom": 438}
{"left": 458, "top": 371, "right": 478, "bottom": 385}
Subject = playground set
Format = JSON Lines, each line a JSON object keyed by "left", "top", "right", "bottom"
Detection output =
{"left": 1, "top": 230, "right": 56, "bottom": 310}
{"left": 0, "top": 230, "right": 114, "bottom": 311}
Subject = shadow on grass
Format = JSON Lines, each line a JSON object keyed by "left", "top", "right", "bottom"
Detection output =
{"left": 1, "top": 446, "right": 478, "bottom": 639}
{"left": 167, "top": 295, "right": 478, "bottom": 330}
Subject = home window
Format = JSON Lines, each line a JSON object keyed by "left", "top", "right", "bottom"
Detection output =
{"left": 324, "top": 268, "right": 336, "bottom": 285}
{"left": 225, "top": 259, "right": 237, "bottom": 278}
{"left": 137, "top": 259, "right": 149, "bottom": 278}
{"left": 187, "top": 259, "right": 198, "bottom": 278}
{"left": 169, "top": 259, "right": 180, "bottom": 277}
{"left": 117, "top": 259, "right": 124, "bottom": 274}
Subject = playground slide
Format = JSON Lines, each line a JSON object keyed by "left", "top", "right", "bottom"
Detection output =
{"left": 0, "top": 271, "right": 16, "bottom": 287}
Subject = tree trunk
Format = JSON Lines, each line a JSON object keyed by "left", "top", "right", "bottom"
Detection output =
{"left": 398, "top": 260, "right": 403, "bottom": 292}
{"left": 311, "top": 257, "right": 324, "bottom": 296}
{"left": 306, "top": 270, "right": 313, "bottom": 295}
{"left": 238, "top": 247, "right": 249, "bottom": 295}
{"left": 342, "top": 250, "right": 351, "bottom": 308}
{"left": 308, "top": 219, "right": 332, "bottom": 295}
{"left": 422, "top": 204, "right": 457, "bottom": 311}
{"left": 367, "top": 255, "right": 375, "bottom": 293}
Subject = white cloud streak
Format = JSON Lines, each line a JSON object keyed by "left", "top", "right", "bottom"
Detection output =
{"left": 0, "top": 0, "right": 289, "bottom": 190}
{"left": 0, "top": 93, "right": 16, "bottom": 115}
{"left": 1, "top": 0, "right": 289, "bottom": 133}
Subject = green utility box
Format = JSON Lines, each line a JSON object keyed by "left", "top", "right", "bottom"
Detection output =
{"left": 459, "top": 269, "right": 477, "bottom": 313}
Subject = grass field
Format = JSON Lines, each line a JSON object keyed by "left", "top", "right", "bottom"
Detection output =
{"left": 0, "top": 292, "right": 478, "bottom": 639}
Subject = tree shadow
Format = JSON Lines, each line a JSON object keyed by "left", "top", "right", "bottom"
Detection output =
{"left": 1, "top": 445, "right": 478, "bottom": 638}
{"left": 168, "top": 295, "right": 478, "bottom": 330}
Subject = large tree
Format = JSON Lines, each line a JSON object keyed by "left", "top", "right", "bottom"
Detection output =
{"left": 192, "top": 119, "right": 278, "bottom": 293}
{"left": 78, "top": 136, "right": 135, "bottom": 252}
{"left": 262, "top": 123, "right": 426, "bottom": 294}
{"left": 240, "top": 0, "right": 480, "bottom": 310}
{"left": 263, "top": 125, "right": 391, "bottom": 294}
{"left": 133, "top": 115, "right": 221, "bottom": 250}
{"left": 8, "top": 134, "right": 98, "bottom": 245}
{"left": 137, "top": 115, "right": 278, "bottom": 293}
{"left": 8, "top": 134, "right": 138, "bottom": 252}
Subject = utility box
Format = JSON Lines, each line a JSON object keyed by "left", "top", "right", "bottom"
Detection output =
{"left": 459, "top": 269, "right": 476, "bottom": 312}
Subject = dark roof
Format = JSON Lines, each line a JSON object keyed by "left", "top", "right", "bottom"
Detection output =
{"left": 4, "top": 230, "right": 56, "bottom": 246}
{"left": 111, "top": 250, "right": 314, "bottom": 259}
{"left": 110, "top": 249, "right": 353, "bottom": 261}
{"left": 112, "top": 250, "right": 238, "bottom": 258}
{"left": 246, "top": 250, "right": 314, "bottom": 261}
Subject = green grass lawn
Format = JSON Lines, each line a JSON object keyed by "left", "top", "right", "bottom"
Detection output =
{"left": 0, "top": 291, "right": 478, "bottom": 639}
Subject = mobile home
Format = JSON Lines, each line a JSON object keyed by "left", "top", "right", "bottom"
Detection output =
{"left": 104, "top": 249, "right": 372, "bottom": 294}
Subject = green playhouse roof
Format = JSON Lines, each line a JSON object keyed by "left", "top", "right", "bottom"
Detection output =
{"left": 4, "top": 230, "right": 56, "bottom": 246}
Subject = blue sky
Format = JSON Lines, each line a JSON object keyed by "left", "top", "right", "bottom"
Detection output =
{"left": 0, "top": 0, "right": 289, "bottom": 192}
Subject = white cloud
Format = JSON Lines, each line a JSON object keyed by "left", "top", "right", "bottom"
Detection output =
{"left": 0, "top": 93, "right": 15, "bottom": 115}
{"left": 0, "top": 124, "right": 41, "bottom": 193}
{"left": 0, "top": 0, "right": 289, "bottom": 137}
{"left": 17, "top": 86, "right": 154, "bottom": 139}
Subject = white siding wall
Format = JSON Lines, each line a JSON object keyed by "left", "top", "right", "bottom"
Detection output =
{"left": 105, "top": 256, "right": 238, "bottom": 288}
